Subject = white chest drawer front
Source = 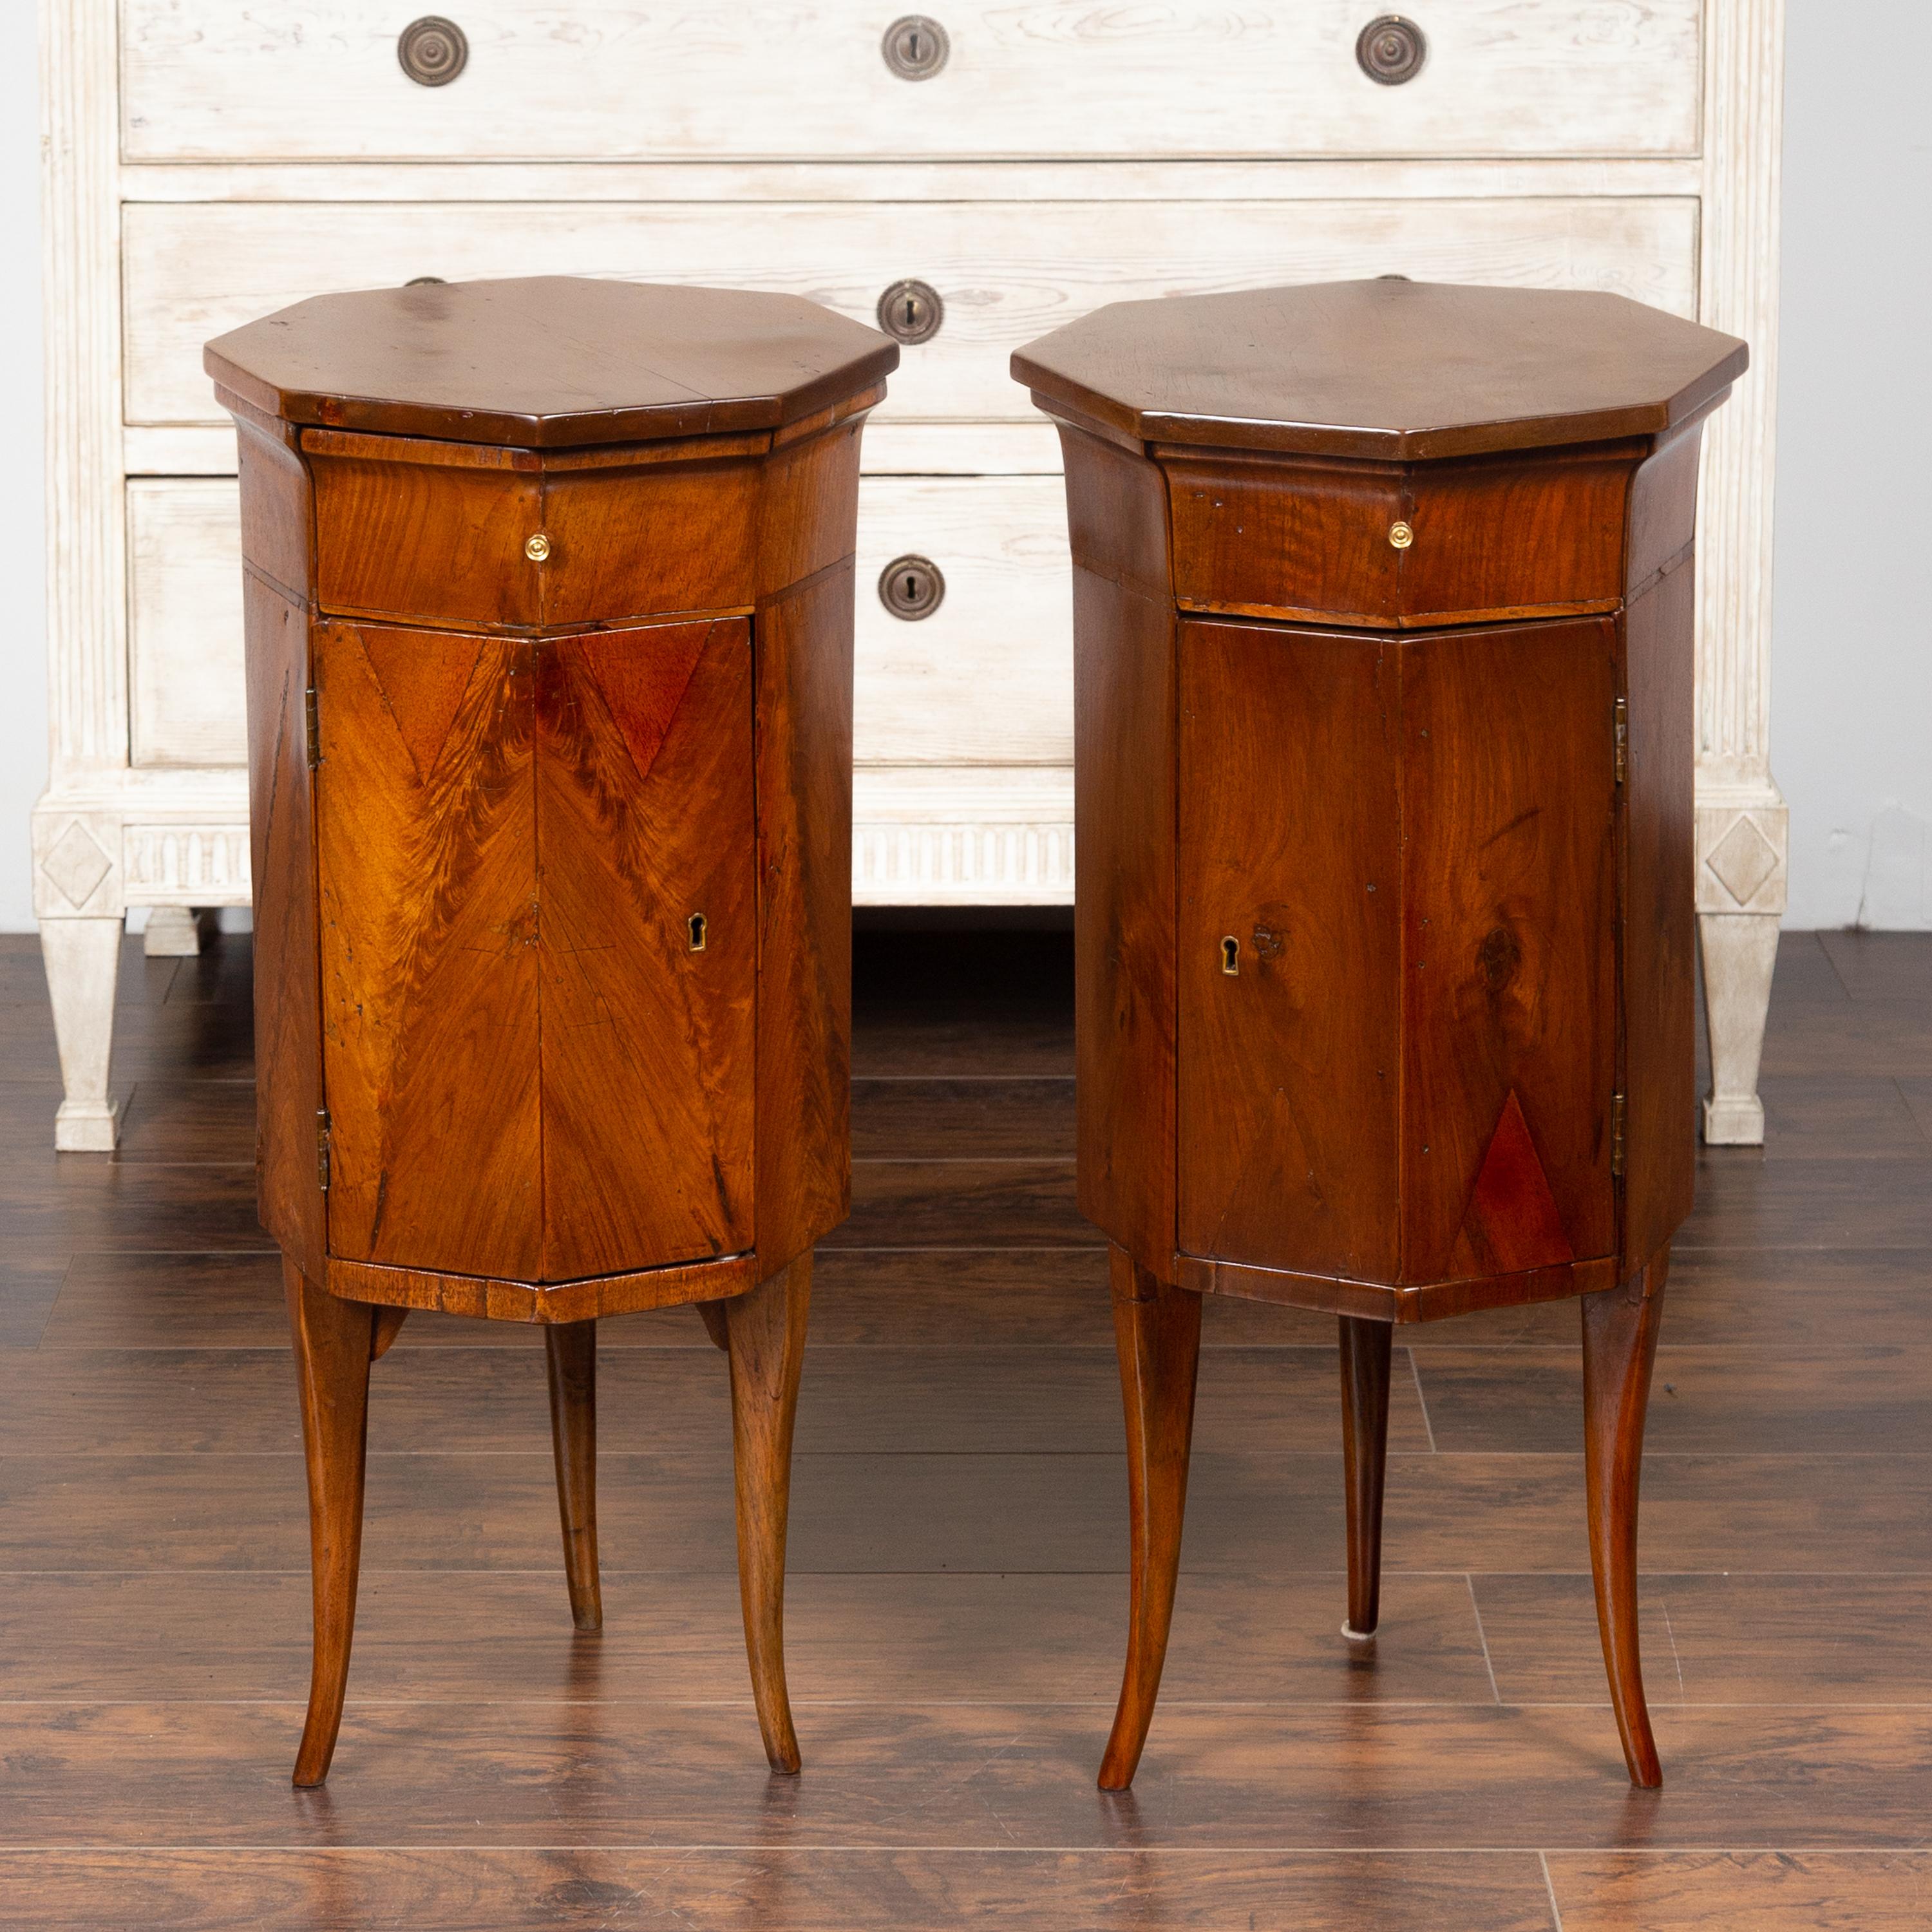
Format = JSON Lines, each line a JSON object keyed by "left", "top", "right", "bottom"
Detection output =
{"left": 126, "top": 197, "right": 1698, "bottom": 431}
{"left": 128, "top": 479, "right": 247, "bottom": 768}
{"left": 128, "top": 474, "right": 1072, "bottom": 772}
{"left": 122, "top": 2, "right": 1700, "bottom": 164}
{"left": 855, "top": 475, "right": 1070, "bottom": 766}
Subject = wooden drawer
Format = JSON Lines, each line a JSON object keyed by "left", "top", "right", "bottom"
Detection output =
{"left": 302, "top": 434, "right": 767, "bottom": 631}
{"left": 1167, "top": 443, "right": 1640, "bottom": 630}
{"left": 128, "top": 198, "right": 1700, "bottom": 432}
{"left": 122, "top": 1, "right": 1700, "bottom": 164}
{"left": 127, "top": 473, "right": 1075, "bottom": 772}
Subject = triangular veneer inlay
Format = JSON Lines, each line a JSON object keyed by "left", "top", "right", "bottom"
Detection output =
{"left": 571, "top": 627, "right": 710, "bottom": 786}
{"left": 358, "top": 634, "right": 480, "bottom": 784}
{"left": 1446, "top": 1090, "right": 1575, "bottom": 1278}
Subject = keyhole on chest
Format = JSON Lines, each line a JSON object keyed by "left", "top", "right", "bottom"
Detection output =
{"left": 688, "top": 912, "right": 707, "bottom": 952}
{"left": 876, "top": 278, "right": 943, "bottom": 345}
{"left": 1221, "top": 936, "right": 1240, "bottom": 976}
{"left": 882, "top": 15, "right": 949, "bottom": 81}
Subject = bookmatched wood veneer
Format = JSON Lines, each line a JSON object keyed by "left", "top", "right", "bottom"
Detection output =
{"left": 1018, "top": 278, "right": 1745, "bottom": 1792}
{"left": 210, "top": 275, "right": 895, "bottom": 1785}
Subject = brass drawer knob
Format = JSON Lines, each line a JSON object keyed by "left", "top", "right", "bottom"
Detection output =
{"left": 883, "top": 15, "right": 949, "bottom": 80}
{"left": 1356, "top": 15, "right": 1426, "bottom": 85}
{"left": 525, "top": 533, "right": 551, "bottom": 562}
{"left": 877, "top": 279, "right": 943, "bottom": 345}
{"left": 879, "top": 555, "right": 945, "bottom": 620}
{"left": 1388, "top": 521, "right": 1414, "bottom": 550}
{"left": 398, "top": 17, "right": 468, "bottom": 87}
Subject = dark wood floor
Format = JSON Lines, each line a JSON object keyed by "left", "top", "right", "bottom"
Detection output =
{"left": 0, "top": 925, "right": 1929, "bottom": 1929}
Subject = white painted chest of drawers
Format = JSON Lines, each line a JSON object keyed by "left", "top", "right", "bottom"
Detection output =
{"left": 35, "top": 1, "right": 1787, "bottom": 1150}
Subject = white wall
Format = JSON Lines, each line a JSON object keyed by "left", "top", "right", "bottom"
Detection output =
{"left": 2, "top": 5, "right": 1926, "bottom": 931}
{"left": 1771, "top": 0, "right": 1932, "bottom": 928}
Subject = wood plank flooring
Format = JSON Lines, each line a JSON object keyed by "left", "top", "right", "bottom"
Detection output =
{"left": 0, "top": 924, "right": 1928, "bottom": 1929}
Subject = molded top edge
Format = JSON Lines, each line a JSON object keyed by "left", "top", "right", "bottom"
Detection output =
{"left": 207, "top": 275, "right": 899, "bottom": 449}
{"left": 1013, "top": 280, "right": 1747, "bottom": 461}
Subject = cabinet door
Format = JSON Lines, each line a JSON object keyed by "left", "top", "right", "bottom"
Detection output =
{"left": 535, "top": 618, "right": 755, "bottom": 1278}
{"left": 316, "top": 615, "right": 755, "bottom": 1282}
{"left": 1399, "top": 618, "right": 1619, "bottom": 1283}
{"left": 1177, "top": 620, "right": 1403, "bottom": 1281}
{"left": 1177, "top": 614, "right": 1618, "bottom": 1289}
{"left": 316, "top": 621, "right": 544, "bottom": 1279}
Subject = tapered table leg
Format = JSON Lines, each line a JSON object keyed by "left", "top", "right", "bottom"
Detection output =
{"left": 724, "top": 1253, "right": 812, "bottom": 1774}
{"left": 545, "top": 1320, "right": 601, "bottom": 1633}
{"left": 285, "top": 1258, "right": 376, "bottom": 1787}
{"left": 1581, "top": 1245, "right": 1670, "bottom": 1788}
{"left": 1099, "top": 1245, "right": 1202, "bottom": 1792}
{"left": 1338, "top": 1314, "right": 1393, "bottom": 1640}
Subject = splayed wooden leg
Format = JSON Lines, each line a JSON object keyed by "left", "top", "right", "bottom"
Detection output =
{"left": 1582, "top": 1246, "right": 1670, "bottom": 1788}
{"left": 369, "top": 1304, "right": 408, "bottom": 1359}
{"left": 724, "top": 1252, "right": 812, "bottom": 1774}
{"left": 545, "top": 1319, "right": 602, "bottom": 1633}
{"left": 1339, "top": 1314, "right": 1393, "bottom": 1640}
{"left": 285, "top": 1258, "right": 376, "bottom": 1787}
{"left": 1098, "top": 1245, "right": 1202, "bottom": 1791}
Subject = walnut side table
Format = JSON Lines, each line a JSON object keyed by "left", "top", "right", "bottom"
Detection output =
{"left": 206, "top": 276, "right": 896, "bottom": 1785}
{"left": 1014, "top": 281, "right": 1745, "bottom": 1790}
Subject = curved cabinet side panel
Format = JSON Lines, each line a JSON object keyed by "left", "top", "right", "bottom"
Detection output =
{"left": 1622, "top": 560, "right": 1700, "bottom": 1265}
{"left": 243, "top": 573, "right": 327, "bottom": 1278}
{"left": 755, "top": 563, "right": 857, "bottom": 1269}
{"left": 1061, "top": 428, "right": 1178, "bottom": 1273}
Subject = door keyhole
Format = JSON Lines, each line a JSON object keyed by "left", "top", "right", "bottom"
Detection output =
{"left": 688, "top": 912, "right": 707, "bottom": 952}
{"left": 1221, "top": 936, "right": 1240, "bottom": 976}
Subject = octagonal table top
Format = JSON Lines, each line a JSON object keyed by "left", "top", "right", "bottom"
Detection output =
{"left": 207, "top": 276, "right": 898, "bottom": 449}
{"left": 1013, "top": 280, "right": 1747, "bottom": 462}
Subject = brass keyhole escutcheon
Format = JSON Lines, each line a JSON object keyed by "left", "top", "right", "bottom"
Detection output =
{"left": 879, "top": 554, "right": 945, "bottom": 620}
{"left": 877, "top": 278, "right": 944, "bottom": 345}
{"left": 1222, "top": 936, "right": 1240, "bottom": 976}
{"left": 1356, "top": 14, "right": 1426, "bottom": 85}
{"left": 688, "top": 912, "right": 707, "bottom": 952}
{"left": 524, "top": 533, "right": 551, "bottom": 562}
{"left": 397, "top": 15, "right": 468, "bottom": 86}
{"left": 1388, "top": 520, "right": 1414, "bottom": 550}
{"left": 882, "top": 14, "right": 949, "bottom": 79}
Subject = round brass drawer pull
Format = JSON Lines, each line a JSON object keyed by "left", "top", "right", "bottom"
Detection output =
{"left": 882, "top": 15, "right": 949, "bottom": 80}
{"left": 525, "top": 533, "right": 552, "bottom": 563}
{"left": 1388, "top": 521, "right": 1414, "bottom": 549}
{"left": 398, "top": 16, "right": 468, "bottom": 87}
{"left": 879, "top": 554, "right": 945, "bottom": 620}
{"left": 877, "top": 279, "right": 943, "bottom": 346}
{"left": 1356, "top": 15, "right": 1426, "bottom": 85}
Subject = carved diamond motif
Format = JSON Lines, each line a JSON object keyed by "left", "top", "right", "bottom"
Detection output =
{"left": 1707, "top": 814, "right": 1779, "bottom": 907}
{"left": 41, "top": 821, "right": 112, "bottom": 909}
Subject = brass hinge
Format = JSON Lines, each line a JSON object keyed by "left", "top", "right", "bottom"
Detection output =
{"left": 316, "top": 1108, "right": 332, "bottom": 1193}
{"left": 1613, "top": 697, "right": 1628, "bottom": 786}
{"left": 1610, "top": 1092, "right": 1627, "bottom": 1178}
{"left": 305, "top": 687, "right": 321, "bottom": 770}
